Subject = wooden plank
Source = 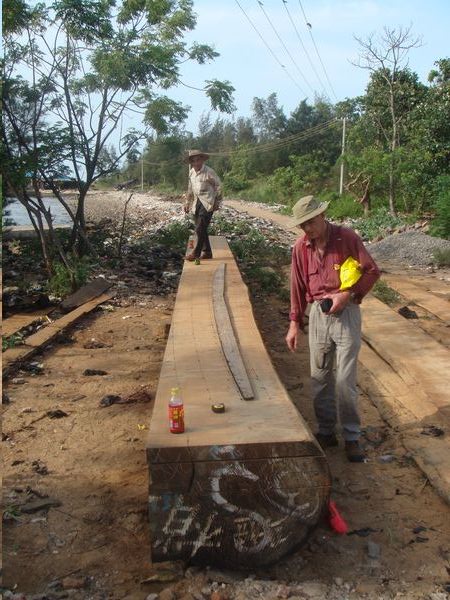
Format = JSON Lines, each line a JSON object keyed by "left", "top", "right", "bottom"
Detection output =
{"left": 3, "top": 292, "right": 114, "bottom": 379}
{"left": 60, "top": 278, "right": 112, "bottom": 312}
{"left": 147, "top": 236, "right": 330, "bottom": 568}
{"left": 25, "top": 292, "right": 114, "bottom": 347}
{"left": 361, "top": 295, "right": 450, "bottom": 410}
{"left": 212, "top": 262, "right": 254, "bottom": 400}
{"left": 358, "top": 341, "right": 450, "bottom": 504}
{"left": 2, "top": 310, "right": 52, "bottom": 338}
{"left": 382, "top": 274, "right": 450, "bottom": 323}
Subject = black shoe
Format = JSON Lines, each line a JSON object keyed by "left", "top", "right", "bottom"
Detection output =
{"left": 345, "top": 440, "right": 366, "bottom": 463}
{"left": 201, "top": 252, "right": 213, "bottom": 259}
{"left": 315, "top": 432, "right": 338, "bottom": 449}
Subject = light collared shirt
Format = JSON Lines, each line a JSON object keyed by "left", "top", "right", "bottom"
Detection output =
{"left": 289, "top": 222, "right": 380, "bottom": 327}
{"left": 185, "top": 164, "right": 222, "bottom": 213}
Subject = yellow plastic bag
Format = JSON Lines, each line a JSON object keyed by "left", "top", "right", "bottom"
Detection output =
{"left": 339, "top": 256, "right": 362, "bottom": 290}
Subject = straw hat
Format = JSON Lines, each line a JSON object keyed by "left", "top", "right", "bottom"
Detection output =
{"left": 289, "top": 195, "right": 329, "bottom": 227}
{"left": 186, "top": 149, "right": 209, "bottom": 162}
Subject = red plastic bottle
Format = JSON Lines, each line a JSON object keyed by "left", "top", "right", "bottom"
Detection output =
{"left": 169, "top": 387, "right": 185, "bottom": 434}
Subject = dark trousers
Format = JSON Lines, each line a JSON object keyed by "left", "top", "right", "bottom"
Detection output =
{"left": 193, "top": 202, "right": 213, "bottom": 257}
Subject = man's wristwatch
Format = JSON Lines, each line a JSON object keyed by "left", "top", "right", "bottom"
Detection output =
{"left": 348, "top": 290, "right": 357, "bottom": 302}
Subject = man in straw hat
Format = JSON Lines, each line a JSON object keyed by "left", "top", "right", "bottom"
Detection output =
{"left": 285, "top": 195, "right": 380, "bottom": 462}
{"left": 184, "top": 149, "right": 222, "bottom": 261}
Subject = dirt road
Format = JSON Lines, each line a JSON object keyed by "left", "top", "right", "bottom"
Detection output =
{"left": 2, "top": 198, "right": 450, "bottom": 600}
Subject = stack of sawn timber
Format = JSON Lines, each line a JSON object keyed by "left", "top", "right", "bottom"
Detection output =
{"left": 146, "top": 236, "right": 331, "bottom": 569}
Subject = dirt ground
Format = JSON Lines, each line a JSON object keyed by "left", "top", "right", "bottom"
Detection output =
{"left": 2, "top": 212, "right": 450, "bottom": 599}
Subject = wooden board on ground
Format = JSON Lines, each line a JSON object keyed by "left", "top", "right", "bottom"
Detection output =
{"left": 146, "top": 236, "right": 330, "bottom": 569}
{"left": 60, "top": 278, "right": 113, "bottom": 313}
{"left": 2, "top": 292, "right": 114, "bottom": 378}
{"left": 2, "top": 309, "right": 52, "bottom": 338}
{"left": 382, "top": 274, "right": 450, "bottom": 323}
{"left": 358, "top": 297, "right": 450, "bottom": 503}
{"left": 361, "top": 296, "right": 450, "bottom": 411}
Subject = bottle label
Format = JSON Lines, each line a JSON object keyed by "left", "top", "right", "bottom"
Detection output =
{"left": 169, "top": 405, "right": 185, "bottom": 433}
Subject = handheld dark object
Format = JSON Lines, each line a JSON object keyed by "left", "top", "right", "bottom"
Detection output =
{"left": 320, "top": 298, "right": 333, "bottom": 313}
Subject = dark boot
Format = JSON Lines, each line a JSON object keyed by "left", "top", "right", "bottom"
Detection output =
{"left": 315, "top": 432, "right": 338, "bottom": 449}
{"left": 345, "top": 440, "right": 366, "bottom": 463}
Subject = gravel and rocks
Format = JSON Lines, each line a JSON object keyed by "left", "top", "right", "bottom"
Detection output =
{"left": 366, "top": 230, "right": 450, "bottom": 268}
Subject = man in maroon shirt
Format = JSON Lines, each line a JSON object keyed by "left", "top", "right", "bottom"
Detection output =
{"left": 285, "top": 195, "right": 380, "bottom": 462}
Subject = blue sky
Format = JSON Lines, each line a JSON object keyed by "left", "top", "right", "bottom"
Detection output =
{"left": 164, "top": 0, "right": 449, "bottom": 133}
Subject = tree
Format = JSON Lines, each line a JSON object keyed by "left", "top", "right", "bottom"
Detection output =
{"left": 3, "top": 0, "right": 235, "bottom": 257}
{"left": 353, "top": 26, "right": 422, "bottom": 214}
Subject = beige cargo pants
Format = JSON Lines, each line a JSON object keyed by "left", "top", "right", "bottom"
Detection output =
{"left": 308, "top": 301, "right": 362, "bottom": 441}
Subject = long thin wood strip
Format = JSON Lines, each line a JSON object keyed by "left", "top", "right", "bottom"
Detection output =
{"left": 212, "top": 262, "right": 254, "bottom": 400}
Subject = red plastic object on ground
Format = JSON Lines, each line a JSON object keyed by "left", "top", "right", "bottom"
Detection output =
{"left": 328, "top": 500, "right": 348, "bottom": 534}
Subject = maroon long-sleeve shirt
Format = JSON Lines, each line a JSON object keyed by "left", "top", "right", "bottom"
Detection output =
{"left": 289, "top": 222, "right": 380, "bottom": 327}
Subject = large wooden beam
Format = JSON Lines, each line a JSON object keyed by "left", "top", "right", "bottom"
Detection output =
{"left": 146, "top": 237, "right": 330, "bottom": 569}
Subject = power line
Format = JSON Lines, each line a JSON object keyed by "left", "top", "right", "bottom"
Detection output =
{"left": 139, "top": 119, "right": 339, "bottom": 168}
{"left": 281, "top": 0, "right": 329, "bottom": 98}
{"left": 297, "top": 0, "right": 338, "bottom": 100}
{"left": 256, "top": 0, "right": 314, "bottom": 95}
{"left": 234, "top": 0, "right": 308, "bottom": 96}
{"left": 209, "top": 118, "right": 339, "bottom": 156}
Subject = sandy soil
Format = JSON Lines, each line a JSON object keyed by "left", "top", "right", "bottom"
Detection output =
{"left": 2, "top": 194, "right": 450, "bottom": 600}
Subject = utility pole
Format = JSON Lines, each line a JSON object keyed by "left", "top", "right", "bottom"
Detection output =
{"left": 339, "top": 117, "right": 346, "bottom": 196}
{"left": 141, "top": 155, "right": 144, "bottom": 191}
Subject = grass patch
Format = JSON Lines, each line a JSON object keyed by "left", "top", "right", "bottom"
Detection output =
{"left": 150, "top": 220, "right": 190, "bottom": 252}
{"left": 433, "top": 247, "right": 450, "bottom": 267}
{"left": 2, "top": 333, "right": 24, "bottom": 352}
{"left": 372, "top": 280, "right": 400, "bottom": 306}
{"left": 47, "top": 255, "right": 92, "bottom": 297}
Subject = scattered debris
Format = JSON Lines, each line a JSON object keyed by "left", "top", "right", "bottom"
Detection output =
{"left": 378, "top": 454, "right": 396, "bottom": 463}
{"left": 398, "top": 305, "right": 419, "bottom": 319}
{"left": 99, "top": 388, "right": 152, "bottom": 408}
{"left": 20, "top": 497, "right": 61, "bottom": 514}
{"left": 348, "top": 527, "right": 381, "bottom": 537}
{"left": 46, "top": 409, "right": 69, "bottom": 419}
{"left": 83, "top": 338, "right": 112, "bottom": 349}
{"left": 367, "top": 540, "right": 381, "bottom": 559}
{"left": 83, "top": 368, "right": 108, "bottom": 376}
{"left": 32, "top": 460, "right": 49, "bottom": 475}
{"left": 99, "top": 394, "right": 123, "bottom": 407}
{"left": 140, "top": 560, "right": 184, "bottom": 584}
{"left": 421, "top": 425, "right": 445, "bottom": 438}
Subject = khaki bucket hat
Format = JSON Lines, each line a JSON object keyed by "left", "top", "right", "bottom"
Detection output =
{"left": 186, "top": 149, "right": 209, "bottom": 162}
{"left": 289, "top": 195, "right": 329, "bottom": 228}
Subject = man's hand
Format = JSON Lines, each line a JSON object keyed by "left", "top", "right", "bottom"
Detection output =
{"left": 327, "top": 290, "right": 351, "bottom": 314}
{"left": 286, "top": 321, "right": 301, "bottom": 352}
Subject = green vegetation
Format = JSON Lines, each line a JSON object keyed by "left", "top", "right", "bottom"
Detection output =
{"left": 151, "top": 221, "right": 191, "bottom": 253}
{"left": 429, "top": 176, "right": 450, "bottom": 240}
{"left": 352, "top": 208, "right": 409, "bottom": 241}
{"left": 432, "top": 248, "right": 450, "bottom": 267}
{"left": 47, "top": 255, "right": 92, "bottom": 297}
{"left": 210, "top": 218, "right": 290, "bottom": 299}
{"left": 3, "top": 10, "right": 449, "bottom": 287}
{"left": 372, "top": 280, "right": 401, "bottom": 306}
{"left": 2, "top": 333, "right": 24, "bottom": 352}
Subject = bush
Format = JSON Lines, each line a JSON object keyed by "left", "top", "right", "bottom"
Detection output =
{"left": 47, "top": 255, "right": 91, "bottom": 297}
{"left": 433, "top": 248, "right": 450, "bottom": 267}
{"left": 234, "top": 179, "right": 283, "bottom": 205}
{"left": 321, "top": 192, "right": 364, "bottom": 221}
{"left": 352, "top": 208, "right": 407, "bottom": 241}
{"left": 151, "top": 220, "right": 190, "bottom": 252}
{"left": 429, "top": 176, "right": 450, "bottom": 240}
